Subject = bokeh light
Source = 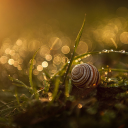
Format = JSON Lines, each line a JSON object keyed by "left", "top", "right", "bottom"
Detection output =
{"left": 8, "top": 59, "right": 14, "bottom": 65}
{"left": 45, "top": 54, "right": 52, "bottom": 61}
{"left": 0, "top": 56, "right": 8, "bottom": 64}
{"left": 116, "top": 7, "right": 128, "bottom": 17}
{"left": 16, "top": 39, "right": 23, "bottom": 46}
{"left": 42, "top": 61, "right": 48, "bottom": 68}
{"left": 76, "top": 41, "right": 88, "bottom": 54}
{"left": 5, "top": 48, "right": 10, "bottom": 54}
{"left": 61, "top": 45, "right": 70, "bottom": 54}
{"left": 13, "top": 61, "right": 19, "bottom": 67}
{"left": 37, "top": 65, "right": 43, "bottom": 71}
{"left": 49, "top": 37, "right": 62, "bottom": 50}
{"left": 120, "top": 32, "right": 128, "bottom": 44}
{"left": 17, "top": 65, "right": 22, "bottom": 70}
{"left": 33, "top": 69, "right": 39, "bottom": 75}
{"left": 9, "top": 50, "right": 15, "bottom": 56}
{"left": 40, "top": 45, "right": 50, "bottom": 57}
{"left": 53, "top": 54, "right": 62, "bottom": 65}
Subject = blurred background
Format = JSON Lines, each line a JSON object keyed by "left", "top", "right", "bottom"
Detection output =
{"left": 1, "top": 0, "right": 128, "bottom": 100}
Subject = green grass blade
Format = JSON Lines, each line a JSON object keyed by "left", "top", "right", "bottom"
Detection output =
{"left": 74, "top": 51, "right": 99, "bottom": 60}
{"left": 52, "top": 49, "right": 128, "bottom": 82}
{"left": 14, "top": 89, "right": 21, "bottom": 112}
{"left": 49, "top": 78, "right": 60, "bottom": 105}
{"left": 29, "top": 48, "right": 40, "bottom": 89}
{"left": 99, "top": 68, "right": 128, "bottom": 72}
{"left": 0, "top": 100, "right": 17, "bottom": 109}
{"left": 63, "top": 16, "right": 86, "bottom": 85}
{"left": 65, "top": 80, "right": 69, "bottom": 98}
{"left": 74, "top": 16, "right": 86, "bottom": 52}
{"left": 8, "top": 75, "right": 32, "bottom": 93}
{"left": 8, "top": 75, "right": 27, "bottom": 86}
{"left": 51, "top": 63, "right": 68, "bottom": 80}
{"left": 43, "top": 69, "right": 51, "bottom": 79}
{"left": 12, "top": 83, "right": 32, "bottom": 93}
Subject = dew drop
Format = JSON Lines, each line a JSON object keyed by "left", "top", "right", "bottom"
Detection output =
{"left": 105, "top": 72, "right": 108, "bottom": 75}
{"left": 110, "top": 49, "right": 114, "bottom": 52}
{"left": 108, "top": 78, "right": 111, "bottom": 81}
{"left": 99, "top": 52, "right": 101, "bottom": 54}
{"left": 102, "top": 49, "right": 108, "bottom": 53}
{"left": 78, "top": 58, "right": 81, "bottom": 61}
{"left": 78, "top": 103, "right": 82, "bottom": 109}
{"left": 120, "top": 50, "right": 125, "bottom": 53}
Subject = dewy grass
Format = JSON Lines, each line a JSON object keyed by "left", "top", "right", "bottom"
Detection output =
{"left": 62, "top": 16, "right": 86, "bottom": 85}
{"left": 14, "top": 89, "right": 20, "bottom": 109}
{"left": 65, "top": 79, "right": 72, "bottom": 99}
{"left": 51, "top": 49, "right": 128, "bottom": 82}
{"left": 29, "top": 48, "right": 40, "bottom": 99}
{"left": 8, "top": 75, "right": 33, "bottom": 93}
{"left": 3, "top": 16, "right": 128, "bottom": 127}
{"left": 8, "top": 48, "right": 41, "bottom": 100}
{"left": 48, "top": 78, "right": 60, "bottom": 105}
{"left": 99, "top": 68, "right": 128, "bottom": 72}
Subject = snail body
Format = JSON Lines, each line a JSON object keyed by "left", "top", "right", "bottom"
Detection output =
{"left": 71, "top": 63, "right": 100, "bottom": 89}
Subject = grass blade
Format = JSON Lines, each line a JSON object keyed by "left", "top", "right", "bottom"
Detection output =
{"left": 14, "top": 89, "right": 20, "bottom": 105}
{"left": 8, "top": 75, "right": 32, "bottom": 93}
{"left": 13, "top": 83, "right": 32, "bottom": 93}
{"left": 99, "top": 68, "right": 128, "bottom": 72}
{"left": 74, "top": 15, "right": 86, "bottom": 52}
{"left": 8, "top": 75, "right": 27, "bottom": 86}
{"left": 49, "top": 78, "right": 60, "bottom": 105}
{"left": 63, "top": 16, "right": 86, "bottom": 85}
{"left": 43, "top": 69, "right": 51, "bottom": 79}
{"left": 29, "top": 48, "right": 40, "bottom": 99}
{"left": 29, "top": 48, "right": 40, "bottom": 89}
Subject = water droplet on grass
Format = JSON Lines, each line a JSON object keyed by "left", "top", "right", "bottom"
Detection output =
{"left": 102, "top": 49, "right": 108, "bottom": 53}
{"left": 120, "top": 50, "right": 125, "bottom": 53}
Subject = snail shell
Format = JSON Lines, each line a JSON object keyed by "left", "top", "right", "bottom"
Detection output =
{"left": 71, "top": 63, "right": 100, "bottom": 89}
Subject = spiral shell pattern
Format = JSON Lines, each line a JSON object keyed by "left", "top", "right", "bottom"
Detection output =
{"left": 71, "top": 63, "right": 100, "bottom": 89}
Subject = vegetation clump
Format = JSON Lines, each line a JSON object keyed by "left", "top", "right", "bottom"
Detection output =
{"left": 1, "top": 17, "right": 128, "bottom": 128}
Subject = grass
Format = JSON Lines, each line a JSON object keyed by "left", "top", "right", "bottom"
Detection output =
{"left": 1, "top": 17, "right": 128, "bottom": 128}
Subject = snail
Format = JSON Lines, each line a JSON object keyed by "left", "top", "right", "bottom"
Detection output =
{"left": 71, "top": 63, "right": 100, "bottom": 89}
